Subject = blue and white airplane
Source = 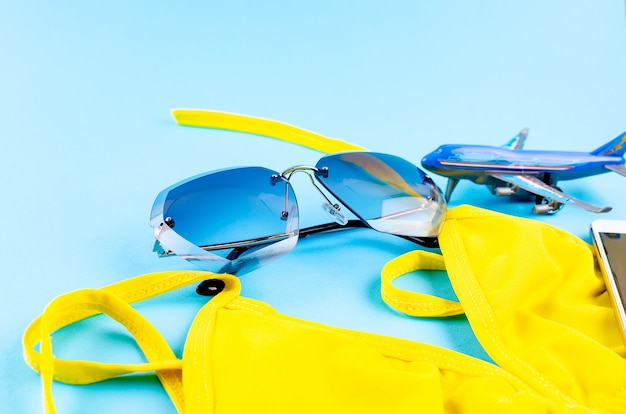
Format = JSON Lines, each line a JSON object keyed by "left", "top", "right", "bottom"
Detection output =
{"left": 421, "top": 129, "right": 626, "bottom": 214}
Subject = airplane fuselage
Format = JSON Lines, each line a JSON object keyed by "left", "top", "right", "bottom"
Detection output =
{"left": 421, "top": 145, "right": 625, "bottom": 183}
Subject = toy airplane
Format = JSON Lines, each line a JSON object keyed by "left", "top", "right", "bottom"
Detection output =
{"left": 421, "top": 129, "right": 626, "bottom": 214}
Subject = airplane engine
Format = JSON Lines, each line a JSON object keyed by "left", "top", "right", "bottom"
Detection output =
{"left": 487, "top": 180, "right": 533, "bottom": 200}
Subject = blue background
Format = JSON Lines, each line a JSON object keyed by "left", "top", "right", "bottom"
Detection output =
{"left": 2, "top": 1, "right": 625, "bottom": 412}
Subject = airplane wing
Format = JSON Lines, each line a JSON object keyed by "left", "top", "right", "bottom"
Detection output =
{"left": 491, "top": 173, "right": 611, "bottom": 213}
{"left": 502, "top": 128, "right": 529, "bottom": 150}
{"left": 605, "top": 163, "right": 626, "bottom": 177}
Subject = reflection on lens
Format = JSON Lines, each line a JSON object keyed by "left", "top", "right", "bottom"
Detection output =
{"left": 315, "top": 152, "right": 446, "bottom": 237}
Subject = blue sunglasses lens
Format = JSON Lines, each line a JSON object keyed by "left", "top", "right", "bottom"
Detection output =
{"left": 314, "top": 152, "right": 445, "bottom": 237}
{"left": 157, "top": 166, "right": 299, "bottom": 266}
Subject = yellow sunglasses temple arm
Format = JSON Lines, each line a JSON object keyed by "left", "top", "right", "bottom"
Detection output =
{"left": 170, "top": 109, "right": 367, "bottom": 154}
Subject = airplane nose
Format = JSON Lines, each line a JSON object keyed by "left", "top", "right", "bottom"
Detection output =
{"left": 422, "top": 150, "right": 437, "bottom": 163}
{"left": 421, "top": 154, "right": 434, "bottom": 168}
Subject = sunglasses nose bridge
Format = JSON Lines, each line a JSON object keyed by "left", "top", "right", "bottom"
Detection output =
{"left": 278, "top": 165, "right": 347, "bottom": 225}
{"left": 279, "top": 165, "right": 324, "bottom": 179}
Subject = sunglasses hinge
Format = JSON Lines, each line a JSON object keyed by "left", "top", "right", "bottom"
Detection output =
{"left": 315, "top": 166, "right": 329, "bottom": 178}
{"left": 270, "top": 174, "right": 284, "bottom": 186}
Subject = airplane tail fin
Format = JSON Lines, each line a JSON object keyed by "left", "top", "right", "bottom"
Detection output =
{"left": 590, "top": 131, "right": 626, "bottom": 157}
{"left": 502, "top": 128, "right": 528, "bottom": 150}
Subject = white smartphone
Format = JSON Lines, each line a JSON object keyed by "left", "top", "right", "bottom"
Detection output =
{"left": 590, "top": 219, "right": 626, "bottom": 344}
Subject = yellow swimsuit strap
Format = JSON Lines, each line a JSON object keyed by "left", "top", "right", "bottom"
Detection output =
{"left": 171, "top": 109, "right": 367, "bottom": 154}
{"left": 23, "top": 270, "right": 238, "bottom": 414}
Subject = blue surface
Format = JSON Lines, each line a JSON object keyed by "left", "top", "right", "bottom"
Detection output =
{"left": 2, "top": 1, "right": 625, "bottom": 412}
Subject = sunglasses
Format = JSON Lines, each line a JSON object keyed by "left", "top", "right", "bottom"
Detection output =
{"left": 150, "top": 151, "right": 446, "bottom": 282}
